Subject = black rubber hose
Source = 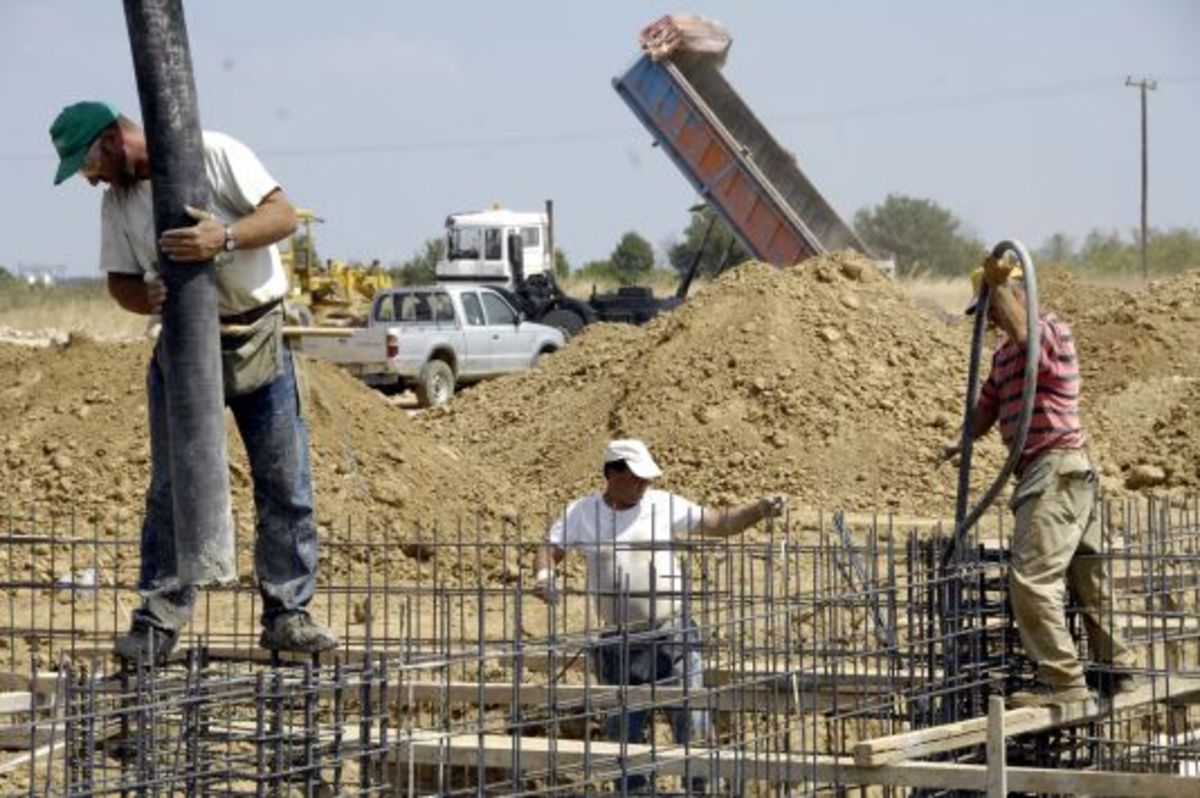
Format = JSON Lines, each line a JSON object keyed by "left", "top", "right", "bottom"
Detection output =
{"left": 124, "top": 0, "right": 235, "bottom": 585}
{"left": 942, "top": 239, "right": 1040, "bottom": 566}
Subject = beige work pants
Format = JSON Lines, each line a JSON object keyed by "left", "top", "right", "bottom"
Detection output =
{"left": 1008, "top": 449, "right": 1137, "bottom": 688}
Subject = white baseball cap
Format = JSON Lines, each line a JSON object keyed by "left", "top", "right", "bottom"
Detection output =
{"left": 603, "top": 439, "right": 662, "bottom": 479}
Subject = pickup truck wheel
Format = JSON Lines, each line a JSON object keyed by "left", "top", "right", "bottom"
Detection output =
{"left": 541, "top": 308, "right": 587, "bottom": 339}
{"left": 415, "top": 359, "right": 455, "bottom": 408}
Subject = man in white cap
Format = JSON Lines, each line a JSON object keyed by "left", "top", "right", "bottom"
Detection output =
{"left": 534, "top": 438, "right": 784, "bottom": 793}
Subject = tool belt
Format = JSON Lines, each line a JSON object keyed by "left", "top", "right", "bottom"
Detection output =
{"left": 219, "top": 301, "right": 284, "bottom": 397}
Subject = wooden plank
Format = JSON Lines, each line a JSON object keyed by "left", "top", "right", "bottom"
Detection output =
{"left": 0, "top": 723, "right": 55, "bottom": 749}
{"left": 390, "top": 733, "right": 1200, "bottom": 796}
{"left": 0, "top": 692, "right": 38, "bottom": 715}
{"left": 985, "top": 695, "right": 1005, "bottom": 798}
{"left": 854, "top": 675, "right": 1200, "bottom": 766}
{"left": 0, "top": 740, "right": 67, "bottom": 776}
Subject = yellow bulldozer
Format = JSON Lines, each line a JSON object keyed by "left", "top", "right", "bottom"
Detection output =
{"left": 280, "top": 209, "right": 393, "bottom": 326}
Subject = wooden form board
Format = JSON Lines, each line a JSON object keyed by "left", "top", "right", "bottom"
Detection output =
{"left": 390, "top": 732, "right": 1200, "bottom": 796}
{"left": 853, "top": 675, "right": 1200, "bottom": 766}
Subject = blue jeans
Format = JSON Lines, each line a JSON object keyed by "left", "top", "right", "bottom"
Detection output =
{"left": 593, "top": 620, "right": 713, "bottom": 793}
{"left": 134, "top": 341, "right": 318, "bottom": 631}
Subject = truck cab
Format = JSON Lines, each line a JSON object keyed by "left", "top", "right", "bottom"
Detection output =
{"left": 436, "top": 207, "right": 551, "bottom": 290}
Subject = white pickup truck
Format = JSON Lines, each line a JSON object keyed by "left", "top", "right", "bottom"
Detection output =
{"left": 297, "top": 284, "right": 565, "bottom": 407}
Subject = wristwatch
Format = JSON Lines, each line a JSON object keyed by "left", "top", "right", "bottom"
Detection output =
{"left": 223, "top": 226, "right": 237, "bottom": 252}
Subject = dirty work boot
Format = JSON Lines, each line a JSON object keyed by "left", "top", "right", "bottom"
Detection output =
{"left": 113, "top": 621, "right": 178, "bottom": 668}
{"left": 259, "top": 612, "right": 339, "bottom": 654}
{"left": 1007, "top": 682, "right": 1093, "bottom": 709}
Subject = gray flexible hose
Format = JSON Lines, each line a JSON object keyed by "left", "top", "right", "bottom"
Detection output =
{"left": 943, "top": 239, "right": 1039, "bottom": 566}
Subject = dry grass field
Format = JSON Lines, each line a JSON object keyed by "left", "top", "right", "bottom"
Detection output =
{"left": 0, "top": 279, "right": 147, "bottom": 340}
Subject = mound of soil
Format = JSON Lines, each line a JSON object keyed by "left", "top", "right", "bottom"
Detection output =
{"left": 424, "top": 253, "right": 1008, "bottom": 515}
{"left": 0, "top": 337, "right": 517, "bottom": 580}
{"left": 1041, "top": 269, "right": 1200, "bottom": 491}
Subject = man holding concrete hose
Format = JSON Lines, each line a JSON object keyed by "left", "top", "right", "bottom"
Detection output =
{"left": 533, "top": 438, "right": 784, "bottom": 793}
{"left": 939, "top": 255, "right": 1138, "bottom": 708}
{"left": 49, "top": 101, "right": 338, "bottom": 665}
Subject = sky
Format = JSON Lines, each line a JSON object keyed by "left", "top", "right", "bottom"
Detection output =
{"left": 2, "top": 0, "right": 1198, "bottom": 277}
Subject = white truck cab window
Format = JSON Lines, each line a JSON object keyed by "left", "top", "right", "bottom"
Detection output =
{"left": 484, "top": 228, "right": 503, "bottom": 261}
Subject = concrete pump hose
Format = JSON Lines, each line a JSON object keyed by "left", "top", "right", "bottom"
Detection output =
{"left": 943, "top": 239, "right": 1039, "bottom": 566}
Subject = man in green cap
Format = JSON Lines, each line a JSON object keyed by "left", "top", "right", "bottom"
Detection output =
{"left": 49, "top": 101, "right": 338, "bottom": 665}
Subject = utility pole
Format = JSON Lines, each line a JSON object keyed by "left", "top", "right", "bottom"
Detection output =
{"left": 1126, "top": 76, "right": 1157, "bottom": 280}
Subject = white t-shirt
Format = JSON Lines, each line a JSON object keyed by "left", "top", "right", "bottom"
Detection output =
{"left": 548, "top": 489, "right": 704, "bottom": 626}
{"left": 98, "top": 131, "right": 289, "bottom": 316}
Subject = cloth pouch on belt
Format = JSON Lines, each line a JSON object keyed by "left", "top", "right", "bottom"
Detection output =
{"left": 1009, "top": 449, "right": 1095, "bottom": 511}
{"left": 220, "top": 308, "right": 283, "bottom": 397}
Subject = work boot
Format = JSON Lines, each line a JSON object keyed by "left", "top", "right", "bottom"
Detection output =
{"left": 1007, "top": 682, "right": 1093, "bottom": 709}
{"left": 259, "top": 612, "right": 339, "bottom": 654}
{"left": 113, "top": 620, "right": 179, "bottom": 668}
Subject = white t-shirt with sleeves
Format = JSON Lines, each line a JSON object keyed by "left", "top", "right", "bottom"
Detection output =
{"left": 548, "top": 489, "right": 704, "bottom": 626}
{"left": 98, "top": 131, "right": 288, "bottom": 316}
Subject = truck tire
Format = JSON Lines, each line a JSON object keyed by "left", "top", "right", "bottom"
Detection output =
{"left": 541, "top": 308, "right": 587, "bottom": 339}
{"left": 415, "top": 359, "right": 455, "bottom": 408}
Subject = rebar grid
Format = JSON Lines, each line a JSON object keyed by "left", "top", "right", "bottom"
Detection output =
{"left": 0, "top": 496, "right": 1196, "bottom": 796}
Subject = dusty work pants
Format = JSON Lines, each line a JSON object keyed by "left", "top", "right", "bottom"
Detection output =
{"left": 134, "top": 340, "right": 318, "bottom": 632}
{"left": 593, "top": 619, "right": 713, "bottom": 793}
{"left": 1008, "top": 449, "right": 1137, "bottom": 688}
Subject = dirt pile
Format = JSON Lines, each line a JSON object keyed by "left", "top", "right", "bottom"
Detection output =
{"left": 424, "top": 252, "right": 1007, "bottom": 515}
{"left": 1041, "top": 269, "right": 1200, "bottom": 490}
{"left": 0, "top": 337, "right": 516, "bottom": 564}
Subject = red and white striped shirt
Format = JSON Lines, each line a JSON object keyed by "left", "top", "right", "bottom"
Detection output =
{"left": 977, "top": 313, "right": 1086, "bottom": 471}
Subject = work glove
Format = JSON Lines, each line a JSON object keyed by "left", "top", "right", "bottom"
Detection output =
{"left": 760, "top": 495, "right": 787, "bottom": 519}
{"left": 981, "top": 254, "right": 1015, "bottom": 288}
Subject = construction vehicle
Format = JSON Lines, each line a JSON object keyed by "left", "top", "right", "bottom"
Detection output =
{"left": 281, "top": 209, "right": 394, "bottom": 326}
{"left": 613, "top": 14, "right": 880, "bottom": 270}
{"left": 435, "top": 203, "right": 682, "bottom": 337}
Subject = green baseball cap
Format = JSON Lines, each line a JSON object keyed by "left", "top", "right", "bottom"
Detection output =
{"left": 49, "top": 101, "right": 119, "bottom": 185}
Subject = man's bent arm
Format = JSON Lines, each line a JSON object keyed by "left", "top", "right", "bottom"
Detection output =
{"left": 990, "top": 283, "right": 1028, "bottom": 348}
{"left": 698, "top": 499, "right": 777, "bottom": 538}
{"left": 229, "top": 188, "right": 297, "bottom": 250}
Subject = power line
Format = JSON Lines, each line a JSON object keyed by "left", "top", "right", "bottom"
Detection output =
{"left": 2, "top": 76, "right": 1194, "bottom": 163}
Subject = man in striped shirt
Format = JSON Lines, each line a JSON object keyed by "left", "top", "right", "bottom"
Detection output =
{"left": 943, "top": 256, "right": 1137, "bottom": 709}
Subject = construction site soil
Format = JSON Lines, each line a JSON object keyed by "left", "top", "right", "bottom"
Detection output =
{"left": 2, "top": 255, "right": 1198, "bottom": 574}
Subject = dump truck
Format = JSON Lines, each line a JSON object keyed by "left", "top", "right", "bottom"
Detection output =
{"left": 435, "top": 203, "right": 681, "bottom": 337}
{"left": 613, "top": 15, "right": 877, "bottom": 269}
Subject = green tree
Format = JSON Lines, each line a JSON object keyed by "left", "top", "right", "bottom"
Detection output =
{"left": 1147, "top": 228, "right": 1200, "bottom": 274}
{"left": 668, "top": 207, "right": 751, "bottom": 277}
{"left": 853, "top": 193, "right": 983, "bottom": 277}
{"left": 1037, "top": 232, "right": 1076, "bottom": 265}
{"left": 1077, "top": 230, "right": 1135, "bottom": 275}
{"left": 609, "top": 231, "right": 655, "bottom": 285}
{"left": 390, "top": 237, "right": 445, "bottom": 286}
